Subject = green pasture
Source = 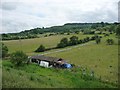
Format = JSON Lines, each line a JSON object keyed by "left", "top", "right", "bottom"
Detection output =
{"left": 44, "top": 34, "right": 118, "bottom": 83}
{"left": 2, "top": 60, "right": 116, "bottom": 88}
{"left": 2, "top": 33, "right": 118, "bottom": 84}
{"left": 3, "top": 33, "right": 93, "bottom": 53}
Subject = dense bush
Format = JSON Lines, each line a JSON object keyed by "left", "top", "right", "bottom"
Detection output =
{"left": 83, "top": 37, "right": 90, "bottom": 42}
{"left": 75, "top": 31, "right": 79, "bottom": 34}
{"left": 57, "top": 38, "right": 69, "bottom": 48}
{"left": 35, "top": 45, "right": 45, "bottom": 52}
{"left": 69, "top": 36, "right": 79, "bottom": 45}
{"left": 78, "top": 40, "right": 83, "bottom": 44}
{"left": 116, "top": 25, "right": 120, "bottom": 36}
{"left": 56, "top": 35, "right": 102, "bottom": 49}
{"left": 104, "top": 34, "right": 109, "bottom": 37}
{"left": 106, "top": 39, "right": 114, "bottom": 45}
{"left": 1, "top": 43, "right": 8, "bottom": 58}
{"left": 90, "top": 35, "right": 99, "bottom": 40}
{"left": 95, "top": 37, "right": 101, "bottom": 44}
{"left": 83, "top": 30, "right": 95, "bottom": 34}
{"left": 57, "top": 42, "right": 66, "bottom": 48}
{"left": 10, "top": 51, "right": 28, "bottom": 66}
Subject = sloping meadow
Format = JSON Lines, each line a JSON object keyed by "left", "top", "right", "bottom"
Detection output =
{"left": 2, "top": 60, "right": 117, "bottom": 88}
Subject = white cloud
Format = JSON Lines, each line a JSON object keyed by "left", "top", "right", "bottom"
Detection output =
{"left": 0, "top": 0, "right": 119, "bottom": 33}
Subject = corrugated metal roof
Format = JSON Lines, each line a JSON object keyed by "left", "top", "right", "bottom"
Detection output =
{"left": 30, "top": 55, "right": 66, "bottom": 63}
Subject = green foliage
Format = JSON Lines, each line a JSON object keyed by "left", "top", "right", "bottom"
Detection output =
{"left": 10, "top": 51, "right": 28, "bottom": 66}
{"left": 115, "top": 25, "right": 120, "bottom": 36}
{"left": 69, "top": 36, "right": 79, "bottom": 45}
{"left": 67, "top": 32, "right": 70, "bottom": 35}
{"left": 75, "top": 31, "right": 79, "bottom": 34}
{"left": 83, "top": 37, "right": 90, "bottom": 42}
{"left": 57, "top": 38, "right": 69, "bottom": 48}
{"left": 106, "top": 39, "right": 114, "bottom": 45}
{"left": 57, "top": 35, "right": 95, "bottom": 48}
{"left": 48, "top": 34, "right": 118, "bottom": 83}
{"left": 60, "top": 38, "right": 69, "bottom": 46}
{"left": 2, "top": 22, "right": 116, "bottom": 40}
{"left": 96, "top": 37, "right": 101, "bottom": 44}
{"left": 78, "top": 39, "right": 83, "bottom": 44}
{"left": 86, "top": 37, "right": 90, "bottom": 41}
{"left": 1, "top": 43, "right": 8, "bottom": 58}
{"left": 2, "top": 60, "right": 116, "bottom": 88}
{"left": 1, "top": 34, "right": 118, "bottom": 88}
{"left": 35, "top": 45, "right": 45, "bottom": 52}
{"left": 109, "top": 25, "right": 116, "bottom": 33}
{"left": 91, "top": 22, "right": 106, "bottom": 29}
{"left": 101, "top": 22, "right": 105, "bottom": 27}
{"left": 2, "top": 34, "right": 95, "bottom": 53}
{"left": 30, "top": 75, "right": 34, "bottom": 81}
{"left": 83, "top": 30, "right": 95, "bottom": 34}
{"left": 57, "top": 42, "right": 66, "bottom": 48}
{"left": 104, "top": 33, "right": 109, "bottom": 37}
{"left": 91, "top": 24, "right": 99, "bottom": 29}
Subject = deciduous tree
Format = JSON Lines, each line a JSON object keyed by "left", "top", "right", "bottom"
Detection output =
{"left": 35, "top": 45, "right": 45, "bottom": 52}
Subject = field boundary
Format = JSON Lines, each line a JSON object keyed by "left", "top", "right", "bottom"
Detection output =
{"left": 40, "top": 41, "right": 95, "bottom": 55}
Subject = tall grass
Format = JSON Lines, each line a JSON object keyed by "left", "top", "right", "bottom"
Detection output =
{"left": 2, "top": 60, "right": 116, "bottom": 88}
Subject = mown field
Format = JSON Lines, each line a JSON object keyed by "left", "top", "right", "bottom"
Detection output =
{"left": 2, "top": 33, "right": 119, "bottom": 88}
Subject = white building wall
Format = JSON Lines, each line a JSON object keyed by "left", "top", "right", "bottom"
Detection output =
{"left": 40, "top": 61, "right": 49, "bottom": 68}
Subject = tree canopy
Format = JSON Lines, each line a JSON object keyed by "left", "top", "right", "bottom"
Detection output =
{"left": 35, "top": 45, "right": 45, "bottom": 52}
{"left": 69, "top": 36, "right": 79, "bottom": 45}
{"left": 57, "top": 38, "right": 69, "bottom": 48}
{"left": 106, "top": 39, "right": 114, "bottom": 45}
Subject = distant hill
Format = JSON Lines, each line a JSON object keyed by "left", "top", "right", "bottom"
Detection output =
{"left": 1, "top": 22, "right": 118, "bottom": 40}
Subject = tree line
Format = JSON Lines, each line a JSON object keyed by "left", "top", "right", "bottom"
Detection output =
{"left": 35, "top": 35, "right": 102, "bottom": 52}
{"left": 1, "top": 22, "right": 120, "bottom": 40}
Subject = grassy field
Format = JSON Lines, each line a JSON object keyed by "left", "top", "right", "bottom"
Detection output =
{"left": 21, "top": 34, "right": 118, "bottom": 83}
{"left": 3, "top": 33, "right": 94, "bottom": 53}
{"left": 44, "top": 34, "right": 118, "bottom": 83}
{"left": 2, "top": 60, "right": 116, "bottom": 88}
{"left": 2, "top": 33, "right": 118, "bottom": 87}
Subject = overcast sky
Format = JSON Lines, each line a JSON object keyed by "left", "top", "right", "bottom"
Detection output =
{"left": 0, "top": 0, "right": 119, "bottom": 33}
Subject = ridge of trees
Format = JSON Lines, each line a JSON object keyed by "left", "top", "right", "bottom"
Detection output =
{"left": 1, "top": 22, "right": 119, "bottom": 40}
